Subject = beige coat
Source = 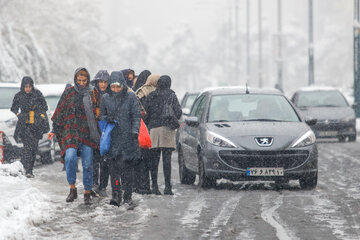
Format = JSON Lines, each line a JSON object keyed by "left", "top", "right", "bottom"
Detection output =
{"left": 150, "top": 126, "right": 176, "bottom": 149}
{"left": 135, "top": 74, "right": 160, "bottom": 99}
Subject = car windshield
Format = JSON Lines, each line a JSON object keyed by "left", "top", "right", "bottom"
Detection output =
{"left": 0, "top": 87, "right": 19, "bottom": 109}
{"left": 45, "top": 95, "right": 61, "bottom": 111}
{"left": 297, "top": 90, "right": 348, "bottom": 107}
{"left": 184, "top": 94, "right": 198, "bottom": 109}
{"left": 208, "top": 94, "right": 300, "bottom": 122}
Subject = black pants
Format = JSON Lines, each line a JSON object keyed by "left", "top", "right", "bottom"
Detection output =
{"left": 21, "top": 133, "right": 39, "bottom": 174}
{"left": 93, "top": 149, "right": 110, "bottom": 190}
{"left": 150, "top": 148, "right": 173, "bottom": 189}
{"left": 133, "top": 149, "right": 152, "bottom": 192}
{"left": 109, "top": 157, "right": 133, "bottom": 202}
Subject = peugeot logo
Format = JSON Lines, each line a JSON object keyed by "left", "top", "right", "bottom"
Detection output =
{"left": 255, "top": 137, "right": 274, "bottom": 147}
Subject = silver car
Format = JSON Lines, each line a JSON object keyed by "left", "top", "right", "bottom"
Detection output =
{"left": 178, "top": 87, "right": 318, "bottom": 189}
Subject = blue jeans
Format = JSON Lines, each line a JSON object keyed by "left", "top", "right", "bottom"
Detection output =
{"left": 65, "top": 144, "right": 93, "bottom": 191}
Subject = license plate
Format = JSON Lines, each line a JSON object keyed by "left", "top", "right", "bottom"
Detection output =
{"left": 247, "top": 167, "right": 284, "bottom": 176}
{"left": 318, "top": 131, "right": 337, "bottom": 137}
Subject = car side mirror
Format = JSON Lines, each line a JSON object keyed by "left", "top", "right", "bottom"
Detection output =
{"left": 185, "top": 116, "right": 200, "bottom": 127}
{"left": 182, "top": 108, "right": 190, "bottom": 116}
{"left": 305, "top": 117, "right": 317, "bottom": 126}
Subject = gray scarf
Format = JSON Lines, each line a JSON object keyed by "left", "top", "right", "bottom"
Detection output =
{"left": 74, "top": 84, "right": 100, "bottom": 144}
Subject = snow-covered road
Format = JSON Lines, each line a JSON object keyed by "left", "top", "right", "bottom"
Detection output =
{"left": 2, "top": 141, "right": 360, "bottom": 240}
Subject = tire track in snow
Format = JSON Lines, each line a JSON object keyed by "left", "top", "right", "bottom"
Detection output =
{"left": 200, "top": 196, "right": 240, "bottom": 239}
{"left": 260, "top": 195, "right": 298, "bottom": 240}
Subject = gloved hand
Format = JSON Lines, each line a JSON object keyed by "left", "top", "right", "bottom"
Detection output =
{"left": 107, "top": 116, "right": 115, "bottom": 124}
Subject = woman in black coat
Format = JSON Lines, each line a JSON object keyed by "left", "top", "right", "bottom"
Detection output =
{"left": 144, "top": 75, "right": 182, "bottom": 195}
{"left": 11, "top": 76, "right": 48, "bottom": 178}
{"left": 100, "top": 71, "right": 141, "bottom": 206}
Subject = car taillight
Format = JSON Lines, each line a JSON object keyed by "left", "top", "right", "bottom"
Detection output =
{"left": 0, "top": 131, "right": 3, "bottom": 164}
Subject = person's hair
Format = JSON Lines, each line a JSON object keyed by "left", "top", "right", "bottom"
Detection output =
{"left": 76, "top": 69, "right": 89, "bottom": 78}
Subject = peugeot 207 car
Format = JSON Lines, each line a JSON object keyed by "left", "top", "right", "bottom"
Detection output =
{"left": 291, "top": 87, "right": 356, "bottom": 142}
{"left": 177, "top": 87, "right": 318, "bottom": 189}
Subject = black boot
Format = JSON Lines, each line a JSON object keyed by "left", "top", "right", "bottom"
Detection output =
{"left": 164, "top": 186, "right": 173, "bottom": 195}
{"left": 110, "top": 190, "right": 122, "bottom": 207}
{"left": 151, "top": 185, "right": 162, "bottom": 195}
{"left": 66, "top": 188, "right": 77, "bottom": 202}
{"left": 84, "top": 193, "right": 92, "bottom": 205}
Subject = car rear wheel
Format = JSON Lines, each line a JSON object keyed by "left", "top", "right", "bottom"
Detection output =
{"left": 40, "top": 150, "right": 54, "bottom": 164}
{"left": 299, "top": 172, "right": 317, "bottom": 190}
{"left": 178, "top": 148, "right": 196, "bottom": 185}
{"left": 338, "top": 136, "right": 346, "bottom": 142}
{"left": 198, "top": 156, "right": 216, "bottom": 188}
{"left": 348, "top": 135, "right": 356, "bottom": 142}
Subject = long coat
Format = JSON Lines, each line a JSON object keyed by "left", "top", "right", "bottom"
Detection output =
{"left": 11, "top": 77, "right": 48, "bottom": 141}
{"left": 100, "top": 72, "right": 141, "bottom": 161}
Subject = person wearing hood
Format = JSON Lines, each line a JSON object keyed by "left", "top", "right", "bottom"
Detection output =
{"left": 143, "top": 75, "right": 182, "bottom": 195}
{"left": 48, "top": 68, "right": 101, "bottom": 205}
{"left": 121, "top": 69, "right": 135, "bottom": 89}
{"left": 133, "top": 70, "right": 151, "bottom": 92}
{"left": 11, "top": 76, "right": 49, "bottom": 178}
{"left": 100, "top": 71, "right": 141, "bottom": 206}
{"left": 90, "top": 70, "right": 111, "bottom": 197}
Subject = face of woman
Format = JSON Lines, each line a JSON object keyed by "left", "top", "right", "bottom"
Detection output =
{"left": 24, "top": 84, "right": 32, "bottom": 94}
{"left": 111, "top": 84, "right": 122, "bottom": 93}
{"left": 76, "top": 75, "right": 88, "bottom": 87}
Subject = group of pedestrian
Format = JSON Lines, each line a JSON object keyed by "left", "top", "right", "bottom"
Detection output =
{"left": 13, "top": 67, "right": 182, "bottom": 207}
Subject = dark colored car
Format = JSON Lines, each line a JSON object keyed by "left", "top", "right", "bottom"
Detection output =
{"left": 0, "top": 83, "right": 55, "bottom": 164}
{"left": 291, "top": 87, "right": 356, "bottom": 142}
{"left": 177, "top": 87, "right": 318, "bottom": 189}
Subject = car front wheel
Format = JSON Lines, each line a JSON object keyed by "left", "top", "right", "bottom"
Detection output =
{"left": 198, "top": 156, "right": 216, "bottom": 188}
{"left": 178, "top": 148, "right": 196, "bottom": 185}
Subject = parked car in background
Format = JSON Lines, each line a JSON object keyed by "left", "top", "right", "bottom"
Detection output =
{"left": 37, "top": 84, "right": 67, "bottom": 161}
{"left": 176, "top": 91, "right": 199, "bottom": 151}
{"left": 0, "top": 82, "right": 54, "bottom": 164}
{"left": 291, "top": 87, "right": 356, "bottom": 142}
{"left": 178, "top": 87, "right": 318, "bottom": 189}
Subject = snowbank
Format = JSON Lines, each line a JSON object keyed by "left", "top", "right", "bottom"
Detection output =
{"left": 0, "top": 162, "right": 52, "bottom": 240}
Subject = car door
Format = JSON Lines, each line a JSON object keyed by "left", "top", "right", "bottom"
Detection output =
{"left": 182, "top": 94, "right": 208, "bottom": 171}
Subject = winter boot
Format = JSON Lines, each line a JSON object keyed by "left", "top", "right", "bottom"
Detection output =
{"left": 84, "top": 193, "right": 92, "bottom": 205}
{"left": 66, "top": 188, "right": 78, "bottom": 202}
{"left": 151, "top": 185, "right": 162, "bottom": 195}
{"left": 98, "top": 188, "right": 108, "bottom": 197}
{"left": 110, "top": 190, "right": 121, "bottom": 207}
{"left": 163, "top": 186, "right": 173, "bottom": 195}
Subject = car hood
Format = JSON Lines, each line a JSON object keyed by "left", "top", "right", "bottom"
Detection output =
{"left": 0, "top": 109, "right": 16, "bottom": 122}
{"left": 298, "top": 107, "right": 355, "bottom": 120}
{"left": 206, "top": 121, "right": 312, "bottom": 150}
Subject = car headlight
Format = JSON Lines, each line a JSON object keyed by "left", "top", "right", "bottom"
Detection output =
{"left": 206, "top": 131, "right": 237, "bottom": 148}
{"left": 343, "top": 115, "right": 356, "bottom": 123}
{"left": 292, "top": 130, "right": 316, "bottom": 148}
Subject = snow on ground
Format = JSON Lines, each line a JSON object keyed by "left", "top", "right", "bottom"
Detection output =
{"left": 0, "top": 161, "right": 53, "bottom": 240}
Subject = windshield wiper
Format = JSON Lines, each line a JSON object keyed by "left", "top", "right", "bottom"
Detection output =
{"left": 314, "top": 104, "right": 340, "bottom": 107}
{"left": 243, "top": 119, "right": 285, "bottom": 122}
{"left": 211, "top": 120, "right": 229, "bottom": 122}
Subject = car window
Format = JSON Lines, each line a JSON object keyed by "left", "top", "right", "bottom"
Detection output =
{"left": 45, "top": 95, "right": 61, "bottom": 111}
{"left": 194, "top": 96, "right": 207, "bottom": 119}
{"left": 208, "top": 94, "right": 300, "bottom": 122}
{"left": 0, "top": 87, "right": 19, "bottom": 109}
{"left": 184, "top": 94, "right": 198, "bottom": 109}
{"left": 190, "top": 95, "right": 205, "bottom": 116}
{"left": 297, "top": 90, "right": 348, "bottom": 107}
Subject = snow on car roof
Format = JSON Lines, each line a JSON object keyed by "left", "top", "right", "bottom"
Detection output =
{"left": 298, "top": 86, "right": 339, "bottom": 92}
{"left": 201, "top": 86, "right": 283, "bottom": 95}
{"left": 36, "top": 84, "right": 67, "bottom": 96}
{"left": 0, "top": 82, "right": 20, "bottom": 88}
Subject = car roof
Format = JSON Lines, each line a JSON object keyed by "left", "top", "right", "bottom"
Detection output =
{"left": 37, "top": 84, "right": 67, "bottom": 96}
{"left": 296, "top": 86, "right": 340, "bottom": 92}
{"left": 201, "top": 86, "right": 283, "bottom": 96}
{"left": 0, "top": 82, "right": 21, "bottom": 88}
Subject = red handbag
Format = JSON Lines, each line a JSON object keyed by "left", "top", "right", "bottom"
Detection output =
{"left": 138, "top": 119, "right": 152, "bottom": 149}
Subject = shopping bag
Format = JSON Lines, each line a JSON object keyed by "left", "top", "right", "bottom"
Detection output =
{"left": 138, "top": 119, "right": 152, "bottom": 149}
{"left": 98, "top": 120, "right": 116, "bottom": 156}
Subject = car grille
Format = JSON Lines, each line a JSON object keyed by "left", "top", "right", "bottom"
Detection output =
{"left": 218, "top": 150, "right": 309, "bottom": 170}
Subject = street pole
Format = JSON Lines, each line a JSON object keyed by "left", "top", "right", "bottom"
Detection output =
{"left": 246, "top": 0, "right": 250, "bottom": 86}
{"left": 277, "top": 0, "right": 283, "bottom": 91}
{"left": 235, "top": 0, "right": 239, "bottom": 84}
{"left": 258, "top": 0, "right": 262, "bottom": 88}
{"left": 308, "top": 0, "right": 315, "bottom": 86}
{"left": 354, "top": 0, "right": 360, "bottom": 117}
